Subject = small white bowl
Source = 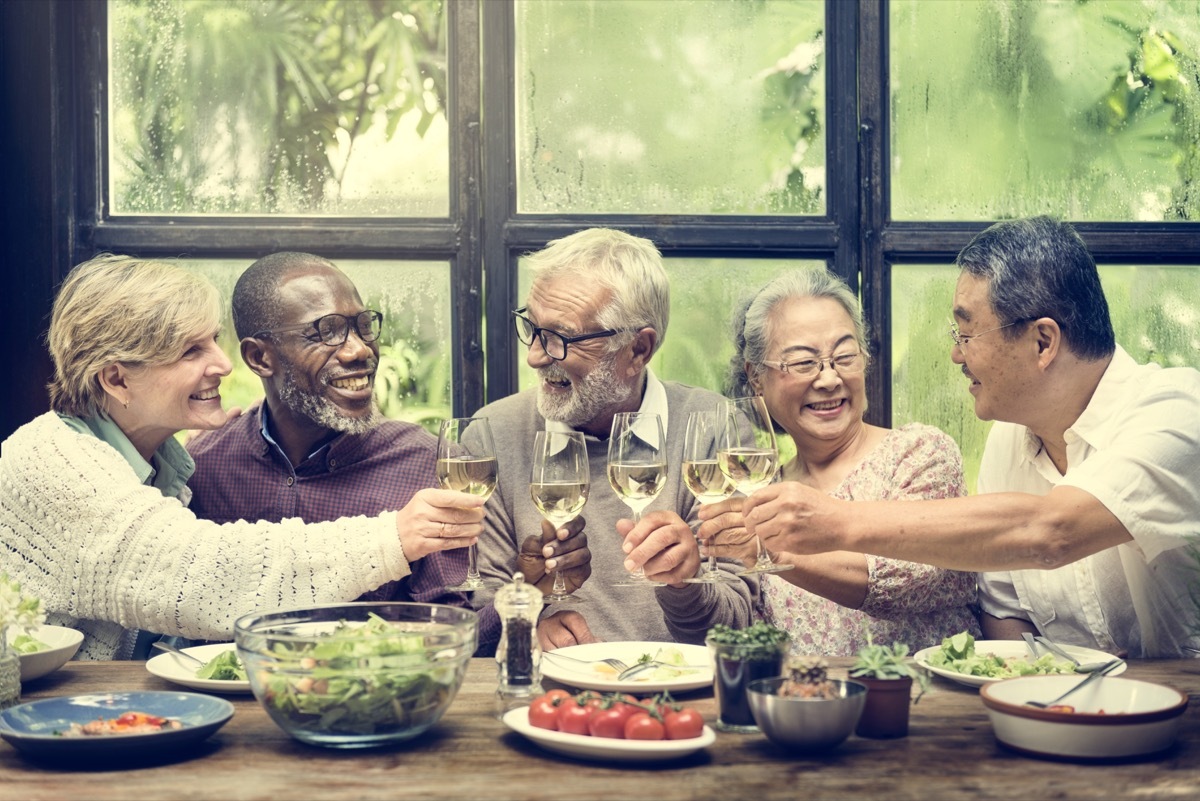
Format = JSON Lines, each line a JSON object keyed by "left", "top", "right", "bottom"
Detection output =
{"left": 979, "top": 674, "right": 1188, "bottom": 760}
{"left": 6, "top": 625, "right": 84, "bottom": 681}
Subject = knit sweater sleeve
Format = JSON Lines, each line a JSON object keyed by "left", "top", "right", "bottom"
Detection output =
{"left": 1, "top": 414, "right": 410, "bottom": 656}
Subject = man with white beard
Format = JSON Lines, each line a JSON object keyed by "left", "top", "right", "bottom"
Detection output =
{"left": 470, "top": 229, "right": 757, "bottom": 653}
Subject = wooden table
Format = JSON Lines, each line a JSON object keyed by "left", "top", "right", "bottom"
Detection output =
{"left": 3, "top": 658, "right": 1199, "bottom": 801}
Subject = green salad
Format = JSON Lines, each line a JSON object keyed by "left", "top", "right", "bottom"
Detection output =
{"left": 196, "top": 650, "right": 247, "bottom": 681}
{"left": 926, "top": 631, "right": 1077, "bottom": 678}
{"left": 633, "top": 646, "right": 703, "bottom": 681}
{"left": 10, "top": 634, "right": 50, "bottom": 654}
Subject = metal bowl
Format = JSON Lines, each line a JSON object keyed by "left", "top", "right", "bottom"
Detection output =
{"left": 747, "top": 677, "right": 867, "bottom": 751}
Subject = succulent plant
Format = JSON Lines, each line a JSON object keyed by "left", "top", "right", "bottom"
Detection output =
{"left": 849, "top": 630, "right": 929, "bottom": 701}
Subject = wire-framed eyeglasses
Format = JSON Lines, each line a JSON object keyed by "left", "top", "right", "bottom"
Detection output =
{"left": 512, "top": 307, "right": 624, "bottom": 361}
{"left": 252, "top": 310, "right": 383, "bottom": 347}
{"left": 948, "top": 318, "right": 1035, "bottom": 349}
{"left": 763, "top": 350, "right": 865, "bottom": 379}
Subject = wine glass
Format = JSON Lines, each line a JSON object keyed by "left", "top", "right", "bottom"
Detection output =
{"left": 680, "top": 410, "right": 740, "bottom": 584}
{"left": 530, "top": 430, "right": 590, "bottom": 603}
{"left": 716, "top": 396, "right": 793, "bottom": 575}
{"left": 438, "top": 416, "right": 499, "bottom": 591}
{"left": 606, "top": 411, "right": 667, "bottom": 587}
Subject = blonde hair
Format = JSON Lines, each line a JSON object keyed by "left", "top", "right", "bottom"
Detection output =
{"left": 46, "top": 254, "right": 222, "bottom": 417}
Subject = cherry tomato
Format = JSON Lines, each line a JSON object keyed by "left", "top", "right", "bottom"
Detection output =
{"left": 528, "top": 697, "right": 560, "bottom": 731}
{"left": 663, "top": 708, "right": 704, "bottom": 740}
{"left": 542, "top": 689, "right": 572, "bottom": 704}
{"left": 557, "top": 702, "right": 593, "bottom": 735}
{"left": 588, "top": 708, "right": 628, "bottom": 739}
{"left": 624, "top": 711, "right": 666, "bottom": 741}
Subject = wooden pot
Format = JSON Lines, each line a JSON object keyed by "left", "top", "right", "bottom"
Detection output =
{"left": 853, "top": 675, "right": 913, "bottom": 739}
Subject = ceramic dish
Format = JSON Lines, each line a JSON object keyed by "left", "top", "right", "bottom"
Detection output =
{"left": 146, "top": 643, "right": 252, "bottom": 694}
{"left": 914, "top": 641, "right": 1127, "bottom": 688}
{"left": 0, "top": 691, "right": 234, "bottom": 760}
{"left": 6, "top": 625, "right": 84, "bottom": 682}
{"left": 541, "top": 641, "right": 711, "bottom": 692}
{"left": 979, "top": 674, "right": 1188, "bottom": 760}
{"left": 502, "top": 707, "right": 715, "bottom": 762}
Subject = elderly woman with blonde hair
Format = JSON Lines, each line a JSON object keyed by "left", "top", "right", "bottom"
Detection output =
{"left": 697, "top": 269, "right": 980, "bottom": 655}
{"left": 1, "top": 254, "right": 483, "bottom": 660}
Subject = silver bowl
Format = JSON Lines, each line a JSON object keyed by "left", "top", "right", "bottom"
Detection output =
{"left": 748, "top": 677, "right": 867, "bottom": 751}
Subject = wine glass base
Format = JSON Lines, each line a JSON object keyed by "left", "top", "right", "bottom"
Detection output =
{"left": 544, "top": 593, "right": 582, "bottom": 604}
{"left": 612, "top": 578, "right": 667, "bottom": 588}
{"left": 445, "top": 577, "right": 499, "bottom": 592}
{"left": 738, "top": 563, "right": 795, "bottom": 576}
{"left": 683, "top": 571, "right": 741, "bottom": 584}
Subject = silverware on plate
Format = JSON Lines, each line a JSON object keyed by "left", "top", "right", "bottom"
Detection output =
{"left": 151, "top": 641, "right": 204, "bottom": 668}
{"left": 1024, "top": 658, "right": 1125, "bottom": 708}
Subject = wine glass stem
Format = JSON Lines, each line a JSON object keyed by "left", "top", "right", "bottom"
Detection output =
{"left": 628, "top": 509, "right": 647, "bottom": 580}
{"left": 466, "top": 543, "right": 481, "bottom": 582}
{"left": 552, "top": 569, "right": 566, "bottom": 597}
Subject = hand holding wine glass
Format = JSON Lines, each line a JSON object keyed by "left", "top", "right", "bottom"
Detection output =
{"left": 607, "top": 411, "right": 667, "bottom": 587}
{"left": 530, "top": 430, "right": 590, "bottom": 603}
{"left": 681, "top": 410, "right": 739, "bottom": 584}
{"left": 717, "top": 396, "right": 793, "bottom": 575}
{"left": 438, "top": 416, "right": 499, "bottom": 591}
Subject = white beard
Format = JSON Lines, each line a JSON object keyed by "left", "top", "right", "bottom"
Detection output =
{"left": 278, "top": 362, "right": 381, "bottom": 435}
{"left": 535, "top": 353, "right": 636, "bottom": 429}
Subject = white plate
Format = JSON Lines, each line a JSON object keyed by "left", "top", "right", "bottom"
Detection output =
{"left": 914, "top": 640, "right": 1127, "bottom": 688}
{"left": 146, "top": 643, "right": 252, "bottom": 694}
{"left": 541, "top": 641, "right": 712, "bottom": 692}
{"left": 6, "top": 625, "right": 84, "bottom": 681}
{"left": 502, "top": 707, "right": 714, "bottom": 762}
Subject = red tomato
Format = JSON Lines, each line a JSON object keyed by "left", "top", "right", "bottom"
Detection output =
{"left": 624, "top": 712, "right": 666, "bottom": 741}
{"left": 557, "top": 702, "right": 593, "bottom": 735}
{"left": 663, "top": 708, "right": 704, "bottom": 740}
{"left": 528, "top": 697, "right": 560, "bottom": 731}
{"left": 542, "top": 689, "right": 572, "bottom": 704}
{"left": 588, "top": 708, "right": 628, "bottom": 739}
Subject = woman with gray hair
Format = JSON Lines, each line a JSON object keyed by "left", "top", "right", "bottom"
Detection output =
{"left": 1, "top": 254, "right": 482, "bottom": 660}
{"left": 699, "top": 269, "right": 979, "bottom": 654}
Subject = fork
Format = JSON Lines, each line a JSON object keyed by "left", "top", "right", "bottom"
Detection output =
{"left": 1033, "top": 636, "right": 1114, "bottom": 672}
{"left": 542, "top": 651, "right": 629, "bottom": 673}
{"left": 615, "top": 660, "right": 709, "bottom": 681}
{"left": 1025, "top": 658, "right": 1124, "bottom": 708}
{"left": 151, "top": 641, "right": 204, "bottom": 668}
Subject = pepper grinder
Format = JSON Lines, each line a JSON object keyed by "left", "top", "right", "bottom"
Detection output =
{"left": 493, "top": 571, "right": 543, "bottom": 718}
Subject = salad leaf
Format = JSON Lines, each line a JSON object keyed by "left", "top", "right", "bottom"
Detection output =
{"left": 196, "top": 650, "right": 247, "bottom": 681}
{"left": 926, "top": 632, "right": 1077, "bottom": 678}
{"left": 11, "top": 634, "right": 49, "bottom": 654}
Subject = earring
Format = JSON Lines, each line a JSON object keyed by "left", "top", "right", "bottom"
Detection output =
{"left": 122, "top": 399, "right": 129, "bottom": 410}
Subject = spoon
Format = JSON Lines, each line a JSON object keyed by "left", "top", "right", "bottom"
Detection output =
{"left": 151, "top": 641, "right": 204, "bottom": 668}
{"left": 1025, "top": 658, "right": 1125, "bottom": 708}
{"left": 1033, "top": 636, "right": 1113, "bottom": 672}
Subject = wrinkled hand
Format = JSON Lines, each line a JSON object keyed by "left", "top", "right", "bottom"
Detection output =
{"left": 394, "top": 487, "right": 485, "bottom": 562}
{"left": 616, "top": 510, "right": 701, "bottom": 587}
{"left": 518, "top": 515, "right": 591, "bottom": 595}
{"left": 740, "top": 482, "right": 839, "bottom": 555}
{"left": 694, "top": 496, "right": 758, "bottom": 568}
{"left": 538, "top": 610, "right": 599, "bottom": 650}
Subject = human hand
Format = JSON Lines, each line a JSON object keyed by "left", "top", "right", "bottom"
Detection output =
{"left": 694, "top": 496, "right": 758, "bottom": 567}
{"left": 519, "top": 515, "right": 591, "bottom": 595}
{"left": 741, "top": 482, "right": 839, "bottom": 555}
{"left": 394, "top": 487, "right": 485, "bottom": 562}
{"left": 616, "top": 510, "right": 702, "bottom": 588}
{"left": 538, "top": 610, "right": 599, "bottom": 650}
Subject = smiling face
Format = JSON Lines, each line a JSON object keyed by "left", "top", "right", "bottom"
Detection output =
{"left": 523, "top": 275, "right": 643, "bottom": 435}
{"left": 261, "top": 268, "right": 380, "bottom": 437}
{"left": 753, "top": 296, "right": 867, "bottom": 449}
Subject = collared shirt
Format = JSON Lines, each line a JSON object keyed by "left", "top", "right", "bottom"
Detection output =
{"left": 977, "top": 347, "right": 1200, "bottom": 657}
{"left": 59, "top": 412, "right": 193, "bottom": 500}
{"left": 185, "top": 401, "right": 470, "bottom": 609}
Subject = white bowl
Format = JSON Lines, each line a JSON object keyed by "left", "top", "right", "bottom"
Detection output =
{"left": 6, "top": 625, "right": 84, "bottom": 681}
{"left": 979, "top": 674, "right": 1188, "bottom": 760}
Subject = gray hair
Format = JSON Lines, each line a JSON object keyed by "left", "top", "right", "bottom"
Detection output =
{"left": 956, "top": 216, "right": 1115, "bottom": 360}
{"left": 233, "top": 251, "right": 339, "bottom": 339}
{"left": 727, "top": 269, "right": 869, "bottom": 397}
{"left": 46, "top": 254, "right": 222, "bottom": 417}
{"left": 526, "top": 228, "right": 669, "bottom": 355}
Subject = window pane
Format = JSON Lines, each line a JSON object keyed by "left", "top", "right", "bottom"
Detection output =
{"left": 890, "top": 0, "right": 1200, "bottom": 221}
{"left": 515, "top": 0, "right": 825, "bottom": 215}
{"left": 108, "top": 0, "right": 449, "bottom": 216}
{"left": 892, "top": 264, "right": 1200, "bottom": 491}
{"left": 183, "top": 259, "right": 451, "bottom": 433}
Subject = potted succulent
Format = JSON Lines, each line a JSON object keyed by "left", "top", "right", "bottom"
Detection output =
{"left": 849, "top": 631, "right": 929, "bottom": 738}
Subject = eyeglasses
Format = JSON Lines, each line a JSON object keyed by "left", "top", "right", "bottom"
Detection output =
{"left": 512, "top": 307, "right": 624, "bottom": 361}
{"left": 252, "top": 310, "right": 383, "bottom": 347}
{"left": 763, "top": 350, "right": 864, "bottom": 380}
{"left": 948, "top": 318, "right": 1035, "bottom": 349}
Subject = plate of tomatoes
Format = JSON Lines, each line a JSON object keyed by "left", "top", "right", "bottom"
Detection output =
{"left": 502, "top": 689, "right": 715, "bottom": 762}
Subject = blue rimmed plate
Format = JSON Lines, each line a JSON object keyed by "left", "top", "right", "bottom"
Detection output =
{"left": 0, "top": 691, "right": 234, "bottom": 760}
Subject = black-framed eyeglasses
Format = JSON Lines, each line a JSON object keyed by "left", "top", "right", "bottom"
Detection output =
{"left": 763, "top": 350, "right": 865, "bottom": 380}
{"left": 252, "top": 310, "right": 383, "bottom": 347}
{"left": 948, "top": 317, "right": 1036, "bottom": 349}
{"left": 511, "top": 307, "right": 623, "bottom": 361}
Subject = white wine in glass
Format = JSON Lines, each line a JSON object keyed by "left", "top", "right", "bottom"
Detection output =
{"left": 607, "top": 412, "right": 667, "bottom": 588}
{"left": 438, "top": 416, "right": 499, "bottom": 591}
{"left": 531, "top": 430, "right": 590, "bottom": 603}
{"left": 681, "top": 410, "right": 739, "bottom": 584}
{"left": 717, "top": 396, "right": 793, "bottom": 575}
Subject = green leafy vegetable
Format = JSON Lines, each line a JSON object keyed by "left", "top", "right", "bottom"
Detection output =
{"left": 196, "top": 650, "right": 247, "bottom": 681}
{"left": 706, "top": 622, "right": 790, "bottom": 661}
{"left": 925, "top": 631, "right": 1077, "bottom": 679}
{"left": 11, "top": 634, "right": 50, "bottom": 654}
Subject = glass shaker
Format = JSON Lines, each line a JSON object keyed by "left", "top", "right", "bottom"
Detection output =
{"left": 493, "top": 571, "right": 543, "bottom": 718}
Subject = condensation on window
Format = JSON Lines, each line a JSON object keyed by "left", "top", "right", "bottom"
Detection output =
{"left": 890, "top": 0, "right": 1200, "bottom": 222}
{"left": 108, "top": 0, "right": 449, "bottom": 217}
{"left": 182, "top": 259, "right": 451, "bottom": 432}
{"left": 515, "top": 0, "right": 826, "bottom": 215}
